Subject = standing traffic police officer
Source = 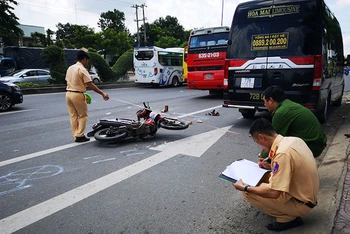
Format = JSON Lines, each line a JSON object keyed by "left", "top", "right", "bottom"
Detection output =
{"left": 65, "top": 50, "right": 109, "bottom": 142}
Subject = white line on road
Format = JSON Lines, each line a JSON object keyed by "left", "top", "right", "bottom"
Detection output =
{"left": 176, "top": 105, "right": 222, "bottom": 118}
{"left": 0, "top": 109, "right": 35, "bottom": 116}
{"left": 0, "top": 105, "right": 222, "bottom": 167}
{"left": 0, "top": 150, "right": 178, "bottom": 234}
{"left": 0, "top": 126, "right": 230, "bottom": 234}
{"left": 83, "top": 155, "right": 101, "bottom": 160}
{"left": 92, "top": 158, "right": 116, "bottom": 164}
{"left": 126, "top": 152, "right": 145, "bottom": 156}
{"left": 0, "top": 140, "right": 94, "bottom": 167}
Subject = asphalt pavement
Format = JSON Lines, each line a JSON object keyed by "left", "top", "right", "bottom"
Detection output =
{"left": 20, "top": 82, "right": 350, "bottom": 233}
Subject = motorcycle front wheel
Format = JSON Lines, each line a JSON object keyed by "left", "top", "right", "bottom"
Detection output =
{"left": 94, "top": 128, "right": 128, "bottom": 142}
{"left": 159, "top": 118, "right": 189, "bottom": 130}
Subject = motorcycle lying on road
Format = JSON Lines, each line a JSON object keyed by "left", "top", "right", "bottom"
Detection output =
{"left": 87, "top": 102, "right": 189, "bottom": 142}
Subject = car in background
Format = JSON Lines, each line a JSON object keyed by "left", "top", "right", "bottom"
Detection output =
{"left": 0, "top": 69, "right": 51, "bottom": 85}
{"left": 0, "top": 80, "right": 23, "bottom": 111}
{"left": 89, "top": 71, "right": 101, "bottom": 84}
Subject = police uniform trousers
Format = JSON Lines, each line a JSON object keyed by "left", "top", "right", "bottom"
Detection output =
{"left": 242, "top": 182, "right": 312, "bottom": 223}
{"left": 66, "top": 91, "right": 88, "bottom": 138}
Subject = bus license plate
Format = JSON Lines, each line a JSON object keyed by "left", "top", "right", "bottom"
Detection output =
{"left": 205, "top": 74, "right": 213, "bottom": 79}
{"left": 143, "top": 74, "right": 147, "bottom": 78}
{"left": 241, "top": 78, "right": 255, "bottom": 88}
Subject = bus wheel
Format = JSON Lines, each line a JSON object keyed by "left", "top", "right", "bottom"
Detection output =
{"left": 172, "top": 77, "right": 180, "bottom": 87}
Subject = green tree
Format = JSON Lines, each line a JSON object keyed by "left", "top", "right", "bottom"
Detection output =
{"left": 41, "top": 45, "right": 68, "bottom": 84}
{"left": 55, "top": 22, "right": 75, "bottom": 48}
{"left": 154, "top": 16, "right": 186, "bottom": 41}
{"left": 30, "top": 32, "right": 46, "bottom": 47}
{"left": 155, "top": 36, "right": 181, "bottom": 48}
{"left": 138, "top": 15, "right": 188, "bottom": 47}
{"left": 88, "top": 51, "right": 118, "bottom": 82}
{"left": 112, "top": 49, "right": 133, "bottom": 78}
{"left": 99, "top": 29, "right": 132, "bottom": 56}
{"left": 55, "top": 23, "right": 97, "bottom": 49}
{"left": 98, "top": 9, "right": 127, "bottom": 32}
{"left": 0, "top": 0, "right": 23, "bottom": 47}
{"left": 46, "top": 29, "right": 54, "bottom": 46}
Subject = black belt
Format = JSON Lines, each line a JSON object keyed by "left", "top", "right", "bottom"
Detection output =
{"left": 294, "top": 198, "right": 317, "bottom": 208}
{"left": 67, "top": 90, "right": 83, "bottom": 93}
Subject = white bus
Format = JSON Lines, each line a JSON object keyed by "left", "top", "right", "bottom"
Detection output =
{"left": 134, "top": 46, "right": 184, "bottom": 87}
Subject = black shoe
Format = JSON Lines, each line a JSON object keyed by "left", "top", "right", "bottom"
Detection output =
{"left": 345, "top": 134, "right": 350, "bottom": 138}
{"left": 266, "top": 217, "right": 303, "bottom": 232}
{"left": 75, "top": 136, "right": 90, "bottom": 142}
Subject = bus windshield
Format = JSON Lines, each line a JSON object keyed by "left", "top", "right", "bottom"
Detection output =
{"left": 189, "top": 32, "right": 229, "bottom": 49}
{"left": 135, "top": 50, "right": 154, "bottom": 61}
{"left": 227, "top": 0, "right": 320, "bottom": 59}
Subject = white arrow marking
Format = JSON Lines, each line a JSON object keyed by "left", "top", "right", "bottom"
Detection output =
{"left": 150, "top": 126, "right": 232, "bottom": 157}
{"left": 0, "top": 126, "right": 231, "bottom": 234}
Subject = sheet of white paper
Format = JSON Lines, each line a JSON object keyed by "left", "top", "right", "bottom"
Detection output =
{"left": 222, "top": 159, "right": 270, "bottom": 186}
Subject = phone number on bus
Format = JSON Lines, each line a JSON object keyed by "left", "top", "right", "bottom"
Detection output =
{"left": 198, "top": 52, "right": 220, "bottom": 59}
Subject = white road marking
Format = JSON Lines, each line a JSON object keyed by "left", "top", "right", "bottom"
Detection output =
{"left": 126, "top": 152, "right": 145, "bottom": 156}
{"left": 92, "top": 158, "right": 116, "bottom": 164}
{"left": 0, "top": 109, "right": 35, "bottom": 116}
{"left": 0, "top": 105, "right": 222, "bottom": 167}
{"left": 0, "top": 139, "right": 94, "bottom": 167}
{"left": 83, "top": 155, "right": 101, "bottom": 160}
{"left": 120, "top": 148, "right": 138, "bottom": 153}
{"left": 0, "top": 126, "right": 231, "bottom": 234}
{"left": 111, "top": 98, "right": 144, "bottom": 108}
{"left": 176, "top": 105, "right": 222, "bottom": 118}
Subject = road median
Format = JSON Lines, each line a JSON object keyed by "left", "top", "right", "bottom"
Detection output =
{"left": 21, "top": 81, "right": 137, "bottom": 95}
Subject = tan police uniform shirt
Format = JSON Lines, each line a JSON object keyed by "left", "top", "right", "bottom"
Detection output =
{"left": 65, "top": 62, "right": 92, "bottom": 92}
{"left": 268, "top": 135, "right": 319, "bottom": 205}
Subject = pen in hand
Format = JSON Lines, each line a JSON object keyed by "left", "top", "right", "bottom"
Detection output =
{"left": 263, "top": 157, "right": 271, "bottom": 163}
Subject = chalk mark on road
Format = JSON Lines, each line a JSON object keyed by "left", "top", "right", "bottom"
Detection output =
{"left": 0, "top": 165, "right": 64, "bottom": 196}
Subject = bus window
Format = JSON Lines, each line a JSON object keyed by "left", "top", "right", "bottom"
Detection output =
{"left": 135, "top": 51, "right": 154, "bottom": 60}
{"left": 199, "top": 41, "right": 207, "bottom": 47}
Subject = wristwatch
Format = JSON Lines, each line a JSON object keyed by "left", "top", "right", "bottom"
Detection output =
{"left": 244, "top": 185, "right": 250, "bottom": 192}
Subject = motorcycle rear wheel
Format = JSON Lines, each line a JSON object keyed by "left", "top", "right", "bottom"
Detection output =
{"left": 94, "top": 128, "right": 128, "bottom": 142}
{"left": 159, "top": 118, "right": 189, "bottom": 130}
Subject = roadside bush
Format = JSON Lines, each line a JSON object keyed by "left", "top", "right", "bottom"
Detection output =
{"left": 88, "top": 52, "right": 118, "bottom": 82}
{"left": 41, "top": 45, "right": 68, "bottom": 84}
{"left": 112, "top": 49, "right": 133, "bottom": 78}
{"left": 15, "top": 82, "right": 40, "bottom": 89}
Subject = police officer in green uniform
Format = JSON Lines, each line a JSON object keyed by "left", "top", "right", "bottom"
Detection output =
{"left": 261, "top": 85, "right": 327, "bottom": 158}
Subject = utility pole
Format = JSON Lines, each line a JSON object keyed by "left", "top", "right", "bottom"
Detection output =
{"left": 132, "top": 3, "right": 147, "bottom": 46}
{"left": 221, "top": 0, "right": 224, "bottom": 26}
{"left": 141, "top": 4, "right": 147, "bottom": 45}
{"left": 132, "top": 4, "right": 141, "bottom": 46}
